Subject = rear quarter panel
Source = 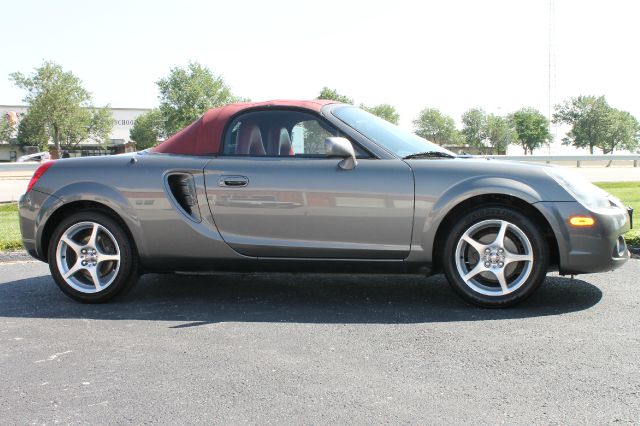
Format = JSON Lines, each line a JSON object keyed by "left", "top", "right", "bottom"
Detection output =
{"left": 30, "top": 154, "right": 250, "bottom": 270}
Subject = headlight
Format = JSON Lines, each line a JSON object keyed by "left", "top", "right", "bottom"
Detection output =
{"left": 545, "top": 167, "right": 612, "bottom": 210}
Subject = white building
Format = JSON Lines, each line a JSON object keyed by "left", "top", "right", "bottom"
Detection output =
{"left": 0, "top": 105, "right": 150, "bottom": 161}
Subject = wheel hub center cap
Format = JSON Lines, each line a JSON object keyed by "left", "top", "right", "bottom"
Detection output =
{"left": 81, "top": 246, "right": 99, "bottom": 266}
{"left": 484, "top": 249, "right": 505, "bottom": 266}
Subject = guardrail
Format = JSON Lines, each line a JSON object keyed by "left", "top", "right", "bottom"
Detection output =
{"left": 478, "top": 154, "right": 640, "bottom": 167}
{"left": 0, "top": 163, "right": 39, "bottom": 179}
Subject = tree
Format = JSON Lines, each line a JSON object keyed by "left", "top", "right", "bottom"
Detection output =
{"left": 554, "top": 95, "right": 639, "bottom": 155}
{"left": 0, "top": 115, "right": 15, "bottom": 143}
{"left": 157, "top": 62, "right": 243, "bottom": 136}
{"left": 553, "top": 95, "right": 611, "bottom": 154}
{"left": 485, "top": 114, "right": 515, "bottom": 154}
{"left": 413, "top": 108, "right": 462, "bottom": 146}
{"left": 509, "top": 107, "right": 551, "bottom": 155}
{"left": 87, "top": 108, "right": 115, "bottom": 145}
{"left": 57, "top": 107, "right": 114, "bottom": 147}
{"left": 10, "top": 61, "right": 114, "bottom": 158}
{"left": 361, "top": 103, "right": 400, "bottom": 124}
{"left": 316, "top": 87, "right": 353, "bottom": 104}
{"left": 130, "top": 109, "right": 164, "bottom": 150}
{"left": 461, "top": 108, "right": 488, "bottom": 148}
{"left": 460, "top": 109, "right": 514, "bottom": 154}
{"left": 16, "top": 114, "right": 48, "bottom": 149}
{"left": 603, "top": 109, "right": 639, "bottom": 154}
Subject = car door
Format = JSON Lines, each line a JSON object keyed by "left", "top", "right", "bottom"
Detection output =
{"left": 203, "top": 109, "right": 414, "bottom": 259}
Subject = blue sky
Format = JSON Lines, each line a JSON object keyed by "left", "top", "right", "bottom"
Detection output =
{"left": 2, "top": 0, "right": 639, "bottom": 129}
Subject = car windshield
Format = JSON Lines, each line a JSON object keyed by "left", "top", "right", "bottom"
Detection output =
{"left": 331, "top": 106, "right": 456, "bottom": 158}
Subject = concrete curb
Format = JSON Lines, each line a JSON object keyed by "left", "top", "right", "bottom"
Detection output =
{"left": 0, "top": 250, "right": 36, "bottom": 263}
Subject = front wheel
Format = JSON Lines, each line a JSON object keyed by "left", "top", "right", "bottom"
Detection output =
{"left": 442, "top": 206, "right": 549, "bottom": 308}
{"left": 48, "top": 211, "right": 139, "bottom": 303}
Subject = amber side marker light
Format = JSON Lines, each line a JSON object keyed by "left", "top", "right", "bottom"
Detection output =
{"left": 569, "top": 216, "right": 595, "bottom": 227}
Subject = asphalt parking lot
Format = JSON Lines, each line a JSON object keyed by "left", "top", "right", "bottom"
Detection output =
{"left": 0, "top": 260, "right": 639, "bottom": 424}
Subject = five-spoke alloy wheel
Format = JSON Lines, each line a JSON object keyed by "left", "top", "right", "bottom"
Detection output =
{"left": 48, "top": 211, "right": 138, "bottom": 303}
{"left": 443, "top": 206, "right": 548, "bottom": 308}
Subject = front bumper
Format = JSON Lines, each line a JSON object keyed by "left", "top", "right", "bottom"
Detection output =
{"left": 536, "top": 201, "right": 630, "bottom": 275}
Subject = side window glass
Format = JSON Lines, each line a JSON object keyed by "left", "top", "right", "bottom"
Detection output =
{"left": 223, "top": 122, "right": 241, "bottom": 154}
{"left": 291, "top": 120, "right": 335, "bottom": 155}
{"left": 222, "top": 110, "right": 370, "bottom": 158}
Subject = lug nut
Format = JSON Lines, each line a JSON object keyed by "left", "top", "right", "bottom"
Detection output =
{"left": 81, "top": 261, "right": 87, "bottom": 266}
{"left": 485, "top": 248, "right": 491, "bottom": 253}
{"left": 498, "top": 262, "right": 504, "bottom": 267}
{"left": 498, "top": 248, "right": 504, "bottom": 253}
{"left": 81, "top": 249, "right": 87, "bottom": 254}
{"left": 484, "top": 262, "right": 491, "bottom": 267}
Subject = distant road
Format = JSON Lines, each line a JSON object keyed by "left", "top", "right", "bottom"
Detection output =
{"left": 0, "top": 163, "right": 39, "bottom": 177}
{"left": 0, "top": 179, "right": 28, "bottom": 202}
{"left": 1, "top": 163, "right": 40, "bottom": 171}
{"left": 573, "top": 166, "right": 640, "bottom": 182}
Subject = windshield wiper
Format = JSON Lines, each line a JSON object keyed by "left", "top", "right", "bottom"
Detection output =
{"left": 402, "top": 151, "right": 456, "bottom": 159}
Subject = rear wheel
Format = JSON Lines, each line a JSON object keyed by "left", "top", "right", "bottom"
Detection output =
{"left": 442, "top": 206, "right": 548, "bottom": 308}
{"left": 48, "top": 211, "right": 138, "bottom": 303}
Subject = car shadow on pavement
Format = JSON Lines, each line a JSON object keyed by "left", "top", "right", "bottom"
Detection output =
{"left": 0, "top": 271, "right": 602, "bottom": 326}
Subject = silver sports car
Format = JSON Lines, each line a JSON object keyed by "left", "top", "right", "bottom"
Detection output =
{"left": 18, "top": 100, "right": 632, "bottom": 307}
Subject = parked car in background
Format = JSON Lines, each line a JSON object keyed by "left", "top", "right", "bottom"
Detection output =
{"left": 17, "top": 151, "right": 50, "bottom": 163}
{"left": 18, "top": 100, "right": 632, "bottom": 307}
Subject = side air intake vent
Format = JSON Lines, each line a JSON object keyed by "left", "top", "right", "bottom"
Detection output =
{"left": 167, "top": 173, "right": 201, "bottom": 222}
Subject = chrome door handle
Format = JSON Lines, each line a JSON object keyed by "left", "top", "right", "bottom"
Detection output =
{"left": 218, "top": 175, "right": 249, "bottom": 187}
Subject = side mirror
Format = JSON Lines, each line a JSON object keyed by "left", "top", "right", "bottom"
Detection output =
{"left": 324, "top": 137, "right": 357, "bottom": 170}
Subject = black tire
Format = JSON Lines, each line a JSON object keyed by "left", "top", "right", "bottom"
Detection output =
{"left": 442, "top": 205, "right": 548, "bottom": 308}
{"left": 48, "top": 210, "right": 139, "bottom": 303}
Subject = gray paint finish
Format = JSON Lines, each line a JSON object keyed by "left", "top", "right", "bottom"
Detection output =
{"left": 204, "top": 157, "right": 414, "bottom": 259}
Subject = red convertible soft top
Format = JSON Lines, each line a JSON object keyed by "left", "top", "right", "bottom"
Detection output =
{"left": 151, "top": 99, "right": 337, "bottom": 156}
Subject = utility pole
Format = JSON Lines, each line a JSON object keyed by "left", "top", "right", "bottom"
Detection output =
{"left": 548, "top": 0, "right": 556, "bottom": 155}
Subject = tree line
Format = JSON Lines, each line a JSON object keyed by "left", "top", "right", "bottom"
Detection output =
{"left": 321, "top": 88, "right": 639, "bottom": 155}
{"left": 3, "top": 60, "right": 638, "bottom": 157}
